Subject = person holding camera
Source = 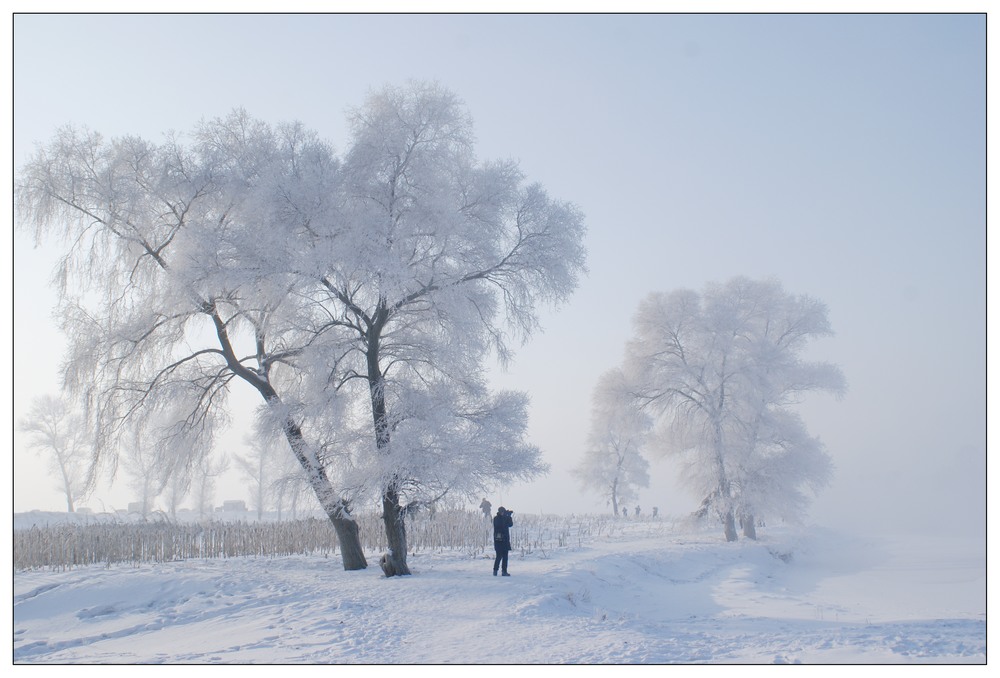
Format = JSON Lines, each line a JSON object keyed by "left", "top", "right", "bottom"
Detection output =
{"left": 493, "top": 506, "right": 513, "bottom": 576}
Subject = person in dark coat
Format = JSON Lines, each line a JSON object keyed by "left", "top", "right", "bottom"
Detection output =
{"left": 493, "top": 506, "right": 513, "bottom": 576}
{"left": 479, "top": 498, "right": 492, "bottom": 520}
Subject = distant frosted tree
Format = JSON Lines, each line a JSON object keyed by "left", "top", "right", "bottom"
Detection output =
{"left": 163, "top": 465, "right": 190, "bottom": 519}
{"left": 18, "top": 395, "right": 93, "bottom": 512}
{"left": 236, "top": 435, "right": 291, "bottom": 519}
{"left": 120, "top": 434, "right": 163, "bottom": 518}
{"left": 161, "top": 430, "right": 217, "bottom": 519}
{"left": 235, "top": 447, "right": 265, "bottom": 520}
{"left": 118, "top": 400, "right": 219, "bottom": 519}
{"left": 272, "top": 462, "right": 313, "bottom": 520}
{"left": 623, "top": 277, "right": 845, "bottom": 541}
{"left": 573, "top": 368, "right": 651, "bottom": 517}
{"left": 193, "top": 452, "right": 229, "bottom": 520}
{"left": 264, "top": 438, "right": 314, "bottom": 520}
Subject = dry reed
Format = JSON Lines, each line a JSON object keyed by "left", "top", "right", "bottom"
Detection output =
{"left": 13, "top": 511, "right": 626, "bottom": 571}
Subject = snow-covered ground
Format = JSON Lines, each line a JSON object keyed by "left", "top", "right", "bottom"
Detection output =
{"left": 12, "top": 520, "right": 985, "bottom": 664}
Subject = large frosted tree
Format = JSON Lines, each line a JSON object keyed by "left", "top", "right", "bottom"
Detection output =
{"left": 573, "top": 368, "right": 651, "bottom": 516}
{"left": 16, "top": 81, "right": 585, "bottom": 574}
{"left": 302, "top": 83, "right": 583, "bottom": 575}
{"left": 16, "top": 113, "right": 370, "bottom": 569}
{"left": 622, "top": 277, "right": 845, "bottom": 541}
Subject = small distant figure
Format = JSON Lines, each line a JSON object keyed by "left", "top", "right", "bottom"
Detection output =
{"left": 480, "top": 498, "right": 492, "bottom": 520}
{"left": 652, "top": 506, "right": 659, "bottom": 519}
{"left": 493, "top": 507, "right": 513, "bottom": 576}
{"left": 635, "top": 506, "right": 641, "bottom": 518}
{"left": 622, "top": 507, "right": 628, "bottom": 518}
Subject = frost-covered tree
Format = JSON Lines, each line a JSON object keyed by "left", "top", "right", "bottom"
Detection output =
{"left": 161, "top": 423, "right": 219, "bottom": 519}
{"left": 120, "top": 431, "right": 164, "bottom": 518}
{"left": 573, "top": 368, "right": 651, "bottom": 517}
{"left": 271, "top": 453, "right": 313, "bottom": 520}
{"left": 163, "top": 464, "right": 190, "bottom": 519}
{"left": 235, "top": 444, "right": 267, "bottom": 520}
{"left": 16, "top": 81, "right": 585, "bottom": 575}
{"left": 236, "top": 434, "right": 291, "bottom": 519}
{"left": 18, "top": 395, "right": 93, "bottom": 512}
{"left": 15, "top": 111, "right": 369, "bottom": 569}
{"left": 193, "top": 452, "right": 229, "bottom": 521}
{"left": 623, "top": 277, "right": 845, "bottom": 541}
{"left": 281, "top": 82, "right": 583, "bottom": 575}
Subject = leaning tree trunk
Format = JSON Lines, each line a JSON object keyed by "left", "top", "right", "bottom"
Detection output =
{"left": 328, "top": 509, "right": 367, "bottom": 570}
{"left": 210, "top": 307, "right": 367, "bottom": 570}
{"left": 268, "top": 399, "right": 367, "bottom": 570}
{"left": 281, "top": 417, "right": 368, "bottom": 570}
{"left": 299, "top": 466, "right": 367, "bottom": 570}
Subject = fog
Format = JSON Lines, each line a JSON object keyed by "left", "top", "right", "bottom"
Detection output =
{"left": 11, "top": 13, "right": 986, "bottom": 540}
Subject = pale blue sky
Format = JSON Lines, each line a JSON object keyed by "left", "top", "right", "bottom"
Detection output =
{"left": 12, "top": 14, "right": 986, "bottom": 536}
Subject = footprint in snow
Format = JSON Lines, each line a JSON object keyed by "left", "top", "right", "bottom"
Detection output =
{"left": 773, "top": 655, "right": 801, "bottom": 664}
{"left": 77, "top": 604, "right": 117, "bottom": 619}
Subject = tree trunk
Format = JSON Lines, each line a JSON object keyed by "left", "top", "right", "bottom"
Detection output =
{"left": 278, "top": 409, "right": 367, "bottom": 570}
{"left": 58, "top": 457, "right": 75, "bottom": 512}
{"left": 330, "top": 512, "right": 367, "bottom": 571}
{"left": 741, "top": 512, "right": 757, "bottom": 540}
{"left": 723, "top": 509, "right": 738, "bottom": 542}
{"left": 367, "top": 324, "right": 411, "bottom": 576}
{"left": 212, "top": 309, "right": 367, "bottom": 570}
{"left": 379, "top": 488, "right": 411, "bottom": 576}
{"left": 712, "top": 420, "right": 738, "bottom": 542}
{"left": 298, "top": 456, "right": 368, "bottom": 571}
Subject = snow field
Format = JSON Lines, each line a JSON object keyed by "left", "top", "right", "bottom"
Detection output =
{"left": 12, "top": 521, "right": 984, "bottom": 664}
